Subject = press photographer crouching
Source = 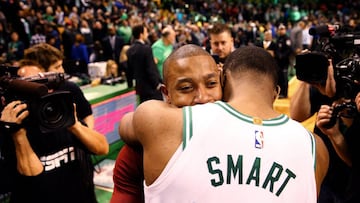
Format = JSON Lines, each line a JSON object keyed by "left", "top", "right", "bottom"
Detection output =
{"left": 291, "top": 24, "right": 360, "bottom": 203}
{"left": 0, "top": 43, "right": 108, "bottom": 203}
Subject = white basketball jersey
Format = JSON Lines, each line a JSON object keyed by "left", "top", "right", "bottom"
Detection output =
{"left": 144, "top": 101, "right": 317, "bottom": 203}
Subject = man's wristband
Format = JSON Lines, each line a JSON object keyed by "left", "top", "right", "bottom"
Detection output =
{"left": 0, "top": 121, "right": 23, "bottom": 134}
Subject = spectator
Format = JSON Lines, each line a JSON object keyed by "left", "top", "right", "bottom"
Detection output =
{"left": 30, "top": 24, "right": 46, "bottom": 46}
{"left": 44, "top": 23, "right": 61, "bottom": 50}
{"left": 244, "top": 22, "right": 261, "bottom": 46}
{"left": 116, "top": 19, "right": 132, "bottom": 45}
{"left": 302, "top": 21, "right": 313, "bottom": 50}
{"left": 6, "top": 31, "right": 25, "bottom": 63}
{"left": 126, "top": 24, "right": 162, "bottom": 102}
{"left": 79, "top": 19, "right": 94, "bottom": 56}
{"left": 290, "top": 20, "right": 305, "bottom": 55}
{"left": 102, "top": 24, "right": 124, "bottom": 69}
{"left": 275, "top": 24, "right": 292, "bottom": 98}
{"left": 255, "top": 29, "right": 277, "bottom": 57}
{"left": 89, "top": 40, "right": 106, "bottom": 63}
{"left": 151, "top": 25, "right": 176, "bottom": 79}
{"left": 71, "top": 33, "right": 89, "bottom": 65}
{"left": 119, "top": 44, "right": 130, "bottom": 78}
{"left": 0, "top": 22, "right": 8, "bottom": 63}
{"left": 99, "top": 59, "right": 124, "bottom": 85}
{"left": 207, "top": 23, "right": 235, "bottom": 64}
{"left": 61, "top": 20, "right": 76, "bottom": 60}
{"left": 92, "top": 20, "right": 107, "bottom": 43}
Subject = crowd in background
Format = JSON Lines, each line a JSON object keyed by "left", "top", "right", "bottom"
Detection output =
{"left": 1, "top": 1, "right": 360, "bottom": 203}
{"left": 0, "top": 0, "right": 360, "bottom": 76}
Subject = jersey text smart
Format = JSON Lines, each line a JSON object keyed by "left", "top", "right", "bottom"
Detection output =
{"left": 207, "top": 155, "right": 296, "bottom": 196}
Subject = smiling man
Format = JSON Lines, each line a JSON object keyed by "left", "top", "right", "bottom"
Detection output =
{"left": 111, "top": 44, "right": 222, "bottom": 202}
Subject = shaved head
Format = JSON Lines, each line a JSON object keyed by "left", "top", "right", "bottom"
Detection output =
{"left": 163, "top": 44, "right": 213, "bottom": 85}
{"left": 161, "top": 44, "right": 221, "bottom": 106}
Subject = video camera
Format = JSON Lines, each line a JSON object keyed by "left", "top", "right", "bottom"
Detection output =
{"left": 295, "top": 24, "right": 360, "bottom": 127}
{"left": 0, "top": 67, "right": 75, "bottom": 133}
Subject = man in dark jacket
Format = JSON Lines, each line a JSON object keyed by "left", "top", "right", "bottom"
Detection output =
{"left": 102, "top": 25, "right": 124, "bottom": 73}
{"left": 127, "top": 24, "right": 163, "bottom": 103}
{"left": 275, "top": 24, "right": 292, "bottom": 98}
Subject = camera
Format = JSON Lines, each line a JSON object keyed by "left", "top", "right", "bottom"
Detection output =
{"left": 324, "top": 102, "right": 357, "bottom": 128}
{"left": 0, "top": 69, "right": 75, "bottom": 133}
{"left": 295, "top": 24, "right": 360, "bottom": 127}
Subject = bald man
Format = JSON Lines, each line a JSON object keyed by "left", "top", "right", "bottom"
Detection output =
{"left": 111, "top": 44, "right": 222, "bottom": 203}
{"left": 17, "top": 59, "right": 43, "bottom": 77}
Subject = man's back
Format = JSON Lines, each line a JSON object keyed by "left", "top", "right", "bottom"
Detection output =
{"left": 144, "top": 101, "right": 317, "bottom": 202}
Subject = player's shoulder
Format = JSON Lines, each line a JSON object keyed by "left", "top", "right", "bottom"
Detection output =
{"left": 286, "top": 117, "right": 309, "bottom": 129}
{"left": 134, "top": 100, "right": 179, "bottom": 122}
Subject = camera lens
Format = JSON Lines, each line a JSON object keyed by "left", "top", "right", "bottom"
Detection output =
{"left": 41, "top": 101, "right": 63, "bottom": 125}
{"left": 30, "top": 91, "right": 75, "bottom": 133}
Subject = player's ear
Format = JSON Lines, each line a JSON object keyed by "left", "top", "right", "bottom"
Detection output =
{"left": 220, "top": 68, "right": 226, "bottom": 88}
{"left": 274, "top": 85, "right": 281, "bottom": 100}
{"left": 160, "top": 85, "right": 171, "bottom": 104}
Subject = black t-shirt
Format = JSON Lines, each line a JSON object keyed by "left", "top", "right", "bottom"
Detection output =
{"left": 344, "top": 115, "right": 360, "bottom": 202}
{"left": 58, "top": 80, "right": 92, "bottom": 120}
{"left": 2, "top": 80, "right": 97, "bottom": 203}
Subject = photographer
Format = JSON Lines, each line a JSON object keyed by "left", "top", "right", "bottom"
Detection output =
{"left": 0, "top": 43, "right": 109, "bottom": 203}
{"left": 316, "top": 91, "right": 360, "bottom": 202}
{"left": 290, "top": 58, "right": 354, "bottom": 202}
{"left": 291, "top": 22, "right": 360, "bottom": 202}
{"left": 344, "top": 92, "right": 360, "bottom": 202}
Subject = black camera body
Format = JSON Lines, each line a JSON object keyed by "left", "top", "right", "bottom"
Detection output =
{"left": 0, "top": 71, "right": 75, "bottom": 133}
{"left": 295, "top": 25, "right": 360, "bottom": 127}
{"left": 324, "top": 102, "right": 358, "bottom": 129}
{"left": 296, "top": 25, "right": 360, "bottom": 99}
{"left": 334, "top": 57, "right": 360, "bottom": 99}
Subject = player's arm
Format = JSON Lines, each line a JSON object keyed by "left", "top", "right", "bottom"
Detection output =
{"left": 132, "top": 100, "right": 182, "bottom": 147}
{"left": 132, "top": 100, "right": 183, "bottom": 185}
{"left": 314, "top": 133, "right": 329, "bottom": 197}
{"left": 118, "top": 112, "right": 137, "bottom": 146}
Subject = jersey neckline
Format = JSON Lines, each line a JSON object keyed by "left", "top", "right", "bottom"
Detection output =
{"left": 215, "top": 101, "right": 289, "bottom": 126}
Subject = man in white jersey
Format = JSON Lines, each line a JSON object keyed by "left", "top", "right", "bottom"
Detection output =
{"left": 121, "top": 46, "right": 329, "bottom": 202}
{"left": 114, "top": 44, "right": 222, "bottom": 202}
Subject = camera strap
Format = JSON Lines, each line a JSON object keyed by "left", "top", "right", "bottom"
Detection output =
{"left": 0, "top": 121, "right": 22, "bottom": 135}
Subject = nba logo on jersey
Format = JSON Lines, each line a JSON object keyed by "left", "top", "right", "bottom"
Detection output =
{"left": 254, "top": 130, "right": 264, "bottom": 149}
